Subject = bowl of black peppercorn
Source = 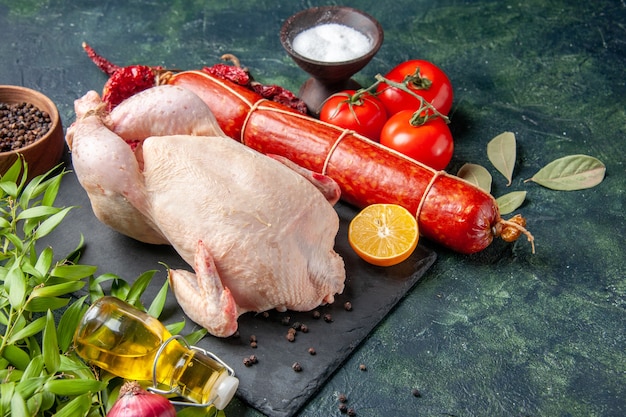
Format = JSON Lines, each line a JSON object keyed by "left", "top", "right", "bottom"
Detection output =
{"left": 0, "top": 85, "right": 64, "bottom": 181}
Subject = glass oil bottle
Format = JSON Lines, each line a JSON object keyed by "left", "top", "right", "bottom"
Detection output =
{"left": 73, "top": 296, "right": 238, "bottom": 409}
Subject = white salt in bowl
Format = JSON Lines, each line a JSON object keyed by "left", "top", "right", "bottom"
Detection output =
{"left": 280, "top": 6, "right": 384, "bottom": 85}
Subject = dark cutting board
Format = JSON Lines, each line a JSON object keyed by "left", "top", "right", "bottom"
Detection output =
{"left": 46, "top": 151, "right": 436, "bottom": 417}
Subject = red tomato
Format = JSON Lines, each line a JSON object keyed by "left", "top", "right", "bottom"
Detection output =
{"left": 319, "top": 90, "right": 388, "bottom": 141}
{"left": 380, "top": 110, "right": 453, "bottom": 170}
{"left": 376, "top": 60, "right": 453, "bottom": 116}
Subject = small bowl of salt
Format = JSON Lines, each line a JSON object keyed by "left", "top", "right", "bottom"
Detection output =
{"left": 280, "top": 6, "right": 384, "bottom": 115}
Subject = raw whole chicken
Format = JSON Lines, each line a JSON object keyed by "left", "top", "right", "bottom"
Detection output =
{"left": 66, "top": 85, "right": 346, "bottom": 337}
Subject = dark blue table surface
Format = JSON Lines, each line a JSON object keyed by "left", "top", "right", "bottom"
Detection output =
{"left": 1, "top": 1, "right": 624, "bottom": 416}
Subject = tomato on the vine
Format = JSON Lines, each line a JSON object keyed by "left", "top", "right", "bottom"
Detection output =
{"left": 376, "top": 60, "right": 453, "bottom": 116}
{"left": 379, "top": 110, "right": 453, "bottom": 170}
{"left": 319, "top": 90, "right": 388, "bottom": 141}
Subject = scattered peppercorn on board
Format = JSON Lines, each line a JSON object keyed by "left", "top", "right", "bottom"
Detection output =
{"left": 47, "top": 153, "right": 436, "bottom": 417}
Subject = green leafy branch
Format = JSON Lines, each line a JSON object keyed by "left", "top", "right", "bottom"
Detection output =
{"left": 0, "top": 158, "right": 212, "bottom": 416}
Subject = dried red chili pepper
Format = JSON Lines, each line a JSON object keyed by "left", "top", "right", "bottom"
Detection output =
{"left": 251, "top": 83, "right": 308, "bottom": 114}
{"left": 82, "top": 43, "right": 307, "bottom": 113}
{"left": 201, "top": 64, "right": 251, "bottom": 86}
{"left": 82, "top": 42, "right": 160, "bottom": 110}
{"left": 102, "top": 65, "right": 158, "bottom": 110}
{"left": 82, "top": 42, "right": 120, "bottom": 76}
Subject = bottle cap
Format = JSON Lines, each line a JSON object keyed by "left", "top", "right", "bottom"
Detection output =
{"left": 213, "top": 374, "right": 239, "bottom": 410}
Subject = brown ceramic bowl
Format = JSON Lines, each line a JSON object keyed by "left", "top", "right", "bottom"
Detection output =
{"left": 0, "top": 85, "right": 65, "bottom": 181}
{"left": 280, "top": 6, "right": 383, "bottom": 83}
{"left": 280, "top": 6, "right": 384, "bottom": 114}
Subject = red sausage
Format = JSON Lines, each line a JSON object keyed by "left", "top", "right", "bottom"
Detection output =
{"left": 167, "top": 71, "right": 528, "bottom": 254}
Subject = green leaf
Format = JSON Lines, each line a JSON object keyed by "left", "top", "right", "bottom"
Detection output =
{"left": 50, "top": 392, "right": 93, "bottom": 417}
{"left": 0, "top": 381, "right": 15, "bottom": 415}
{"left": 165, "top": 320, "right": 187, "bottom": 335}
{"left": 50, "top": 264, "right": 98, "bottom": 281}
{"left": 39, "top": 390, "right": 56, "bottom": 413}
{"left": 58, "top": 355, "right": 96, "bottom": 381}
{"left": 65, "top": 234, "right": 86, "bottom": 265}
{"left": 16, "top": 205, "right": 62, "bottom": 221}
{"left": 496, "top": 191, "right": 527, "bottom": 215}
{"left": 41, "top": 169, "right": 66, "bottom": 207}
{"left": 526, "top": 154, "right": 606, "bottom": 190}
{"left": 17, "top": 375, "right": 49, "bottom": 399}
{"left": 44, "top": 378, "right": 106, "bottom": 396}
{"left": 1, "top": 345, "right": 31, "bottom": 370}
{"left": 25, "top": 296, "right": 70, "bottom": 312}
{"left": 1, "top": 157, "right": 25, "bottom": 185}
{"left": 147, "top": 278, "right": 170, "bottom": 318}
{"left": 4, "top": 231, "right": 24, "bottom": 253}
{"left": 6, "top": 316, "right": 47, "bottom": 345}
{"left": 9, "top": 313, "right": 28, "bottom": 336}
{"left": 487, "top": 131, "right": 516, "bottom": 186}
{"left": 26, "top": 334, "right": 43, "bottom": 357}
{"left": 457, "top": 163, "right": 492, "bottom": 193}
{"left": 10, "top": 390, "right": 29, "bottom": 417}
{"left": 0, "top": 181, "right": 19, "bottom": 198}
{"left": 184, "top": 328, "right": 208, "bottom": 346}
{"left": 0, "top": 216, "right": 10, "bottom": 229}
{"left": 26, "top": 392, "right": 44, "bottom": 416}
{"left": 33, "top": 246, "right": 54, "bottom": 281}
{"left": 126, "top": 269, "right": 157, "bottom": 306}
{"left": 57, "top": 297, "right": 88, "bottom": 352}
{"left": 6, "top": 263, "right": 27, "bottom": 309}
{"left": 21, "top": 355, "right": 45, "bottom": 381}
{"left": 18, "top": 170, "right": 46, "bottom": 210}
{"left": 110, "top": 278, "right": 131, "bottom": 300}
{"left": 31, "top": 281, "right": 85, "bottom": 298}
{"left": 89, "top": 273, "right": 120, "bottom": 301}
{"left": 33, "top": 206, "right": 74, "bottom": 239}
{"left": 43, "top": 310, "right": 60, "bottom": 374}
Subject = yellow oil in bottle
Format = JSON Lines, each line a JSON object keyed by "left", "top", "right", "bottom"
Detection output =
{"left": 74, "top": 296, "right": 238, "bottom": 408}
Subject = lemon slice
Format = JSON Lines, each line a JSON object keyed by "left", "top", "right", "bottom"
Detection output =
{"left": 348, "top": 204, "right": 419, "bottom": 267}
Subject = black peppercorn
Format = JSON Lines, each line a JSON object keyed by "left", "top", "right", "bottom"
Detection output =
{"left": 0, "top": 102, "right": 52, "bottom": 152}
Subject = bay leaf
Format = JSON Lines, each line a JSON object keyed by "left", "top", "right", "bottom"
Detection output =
{"left": 457, "top": 163, "right": 492, "bottom": 192}
{"left": 487, "top": 131, "right": 516, "bottom": 186}
{"left": 527, "top": 154, "right": 606, "bottom": 190}
{"left": 496, "top": 191, "right": 527, "bottom": 215}
{"left": 42, "top": 310, "right": 60, "bottom": 374}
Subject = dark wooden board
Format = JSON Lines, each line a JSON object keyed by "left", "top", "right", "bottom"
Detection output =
{"left": 46, "top": 151, "right": 436, "bottom": 417}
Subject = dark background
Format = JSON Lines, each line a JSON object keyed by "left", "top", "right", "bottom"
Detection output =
{"left": 1, "top": 1, "right": 625, "bottom": 416}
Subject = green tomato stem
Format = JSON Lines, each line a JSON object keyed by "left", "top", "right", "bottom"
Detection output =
{"left": 373, "top": 74, "right": 450, "bottom": 126}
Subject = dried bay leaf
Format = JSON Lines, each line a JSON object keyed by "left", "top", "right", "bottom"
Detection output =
{"left": 496, "top": 191, "right": 527, "bottom": 214}
{"left": 487, "top": 131, "right": 516, "bottom": 186}
{"left": 457, "top": 163, "right": 492, "bottom": 192}
{"left": 527, "top": 154, "right": 606, "bottom": 190}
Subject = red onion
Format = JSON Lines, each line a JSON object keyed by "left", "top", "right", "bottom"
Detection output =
{"left": 107, "top": 381, "right": 176, "bottom": 417}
